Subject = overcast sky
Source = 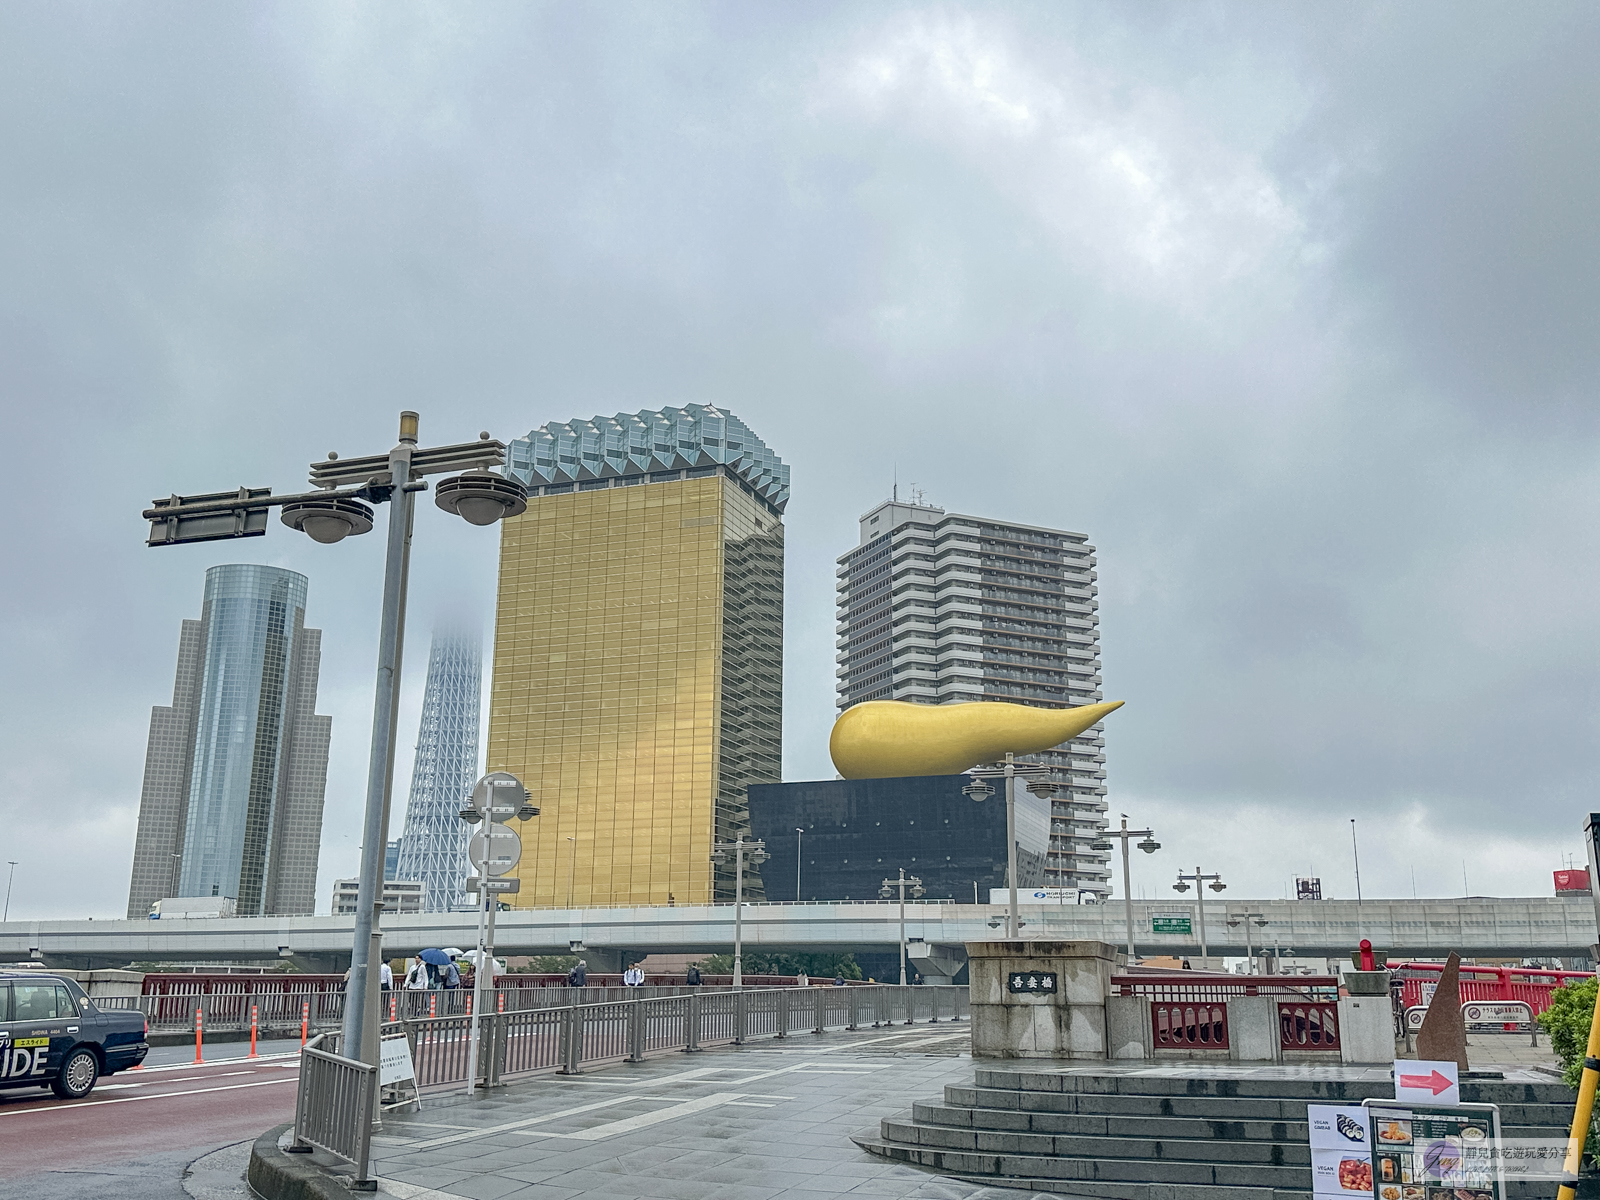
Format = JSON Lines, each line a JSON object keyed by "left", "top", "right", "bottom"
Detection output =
{"left": 3, "top": 2, "right": 1598, "bottom": 921}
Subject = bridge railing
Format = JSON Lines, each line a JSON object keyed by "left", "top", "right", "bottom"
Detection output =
{"left": 377, "top": 983, "right": 967, "bottom": 1094}
{"left": 96, "top": 982, "right": 835, "bottom": 1033}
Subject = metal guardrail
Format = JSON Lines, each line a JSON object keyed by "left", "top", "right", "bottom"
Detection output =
{"left": 383, "top": 983, "right": 967, "bottom": 1091}
{"left": 95, "top": 983, "right": 772, "bottom": 1033}
{"left": 289, "top": 1034, "right": 378, "bottom": 1189}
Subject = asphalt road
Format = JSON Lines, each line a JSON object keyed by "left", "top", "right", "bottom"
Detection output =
{"left": 0, "top": 1038, "right": 303, "bottom": 1200}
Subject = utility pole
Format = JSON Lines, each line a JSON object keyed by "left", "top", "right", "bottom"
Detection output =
{"left": 3, "top": 862, "right": 15, "bottom": 922}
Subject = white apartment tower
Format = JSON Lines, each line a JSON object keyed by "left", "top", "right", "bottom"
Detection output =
{"left": 835, "top": 499, "right": 1112, "bottom": 895}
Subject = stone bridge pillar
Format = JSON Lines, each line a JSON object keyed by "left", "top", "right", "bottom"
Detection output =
{"left": 966, "top": 939, "right": 1123, "bottom": 1059}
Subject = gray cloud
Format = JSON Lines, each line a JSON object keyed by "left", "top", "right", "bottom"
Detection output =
{"left": 3, "top": 2, "right": 1598, "bottom": 918}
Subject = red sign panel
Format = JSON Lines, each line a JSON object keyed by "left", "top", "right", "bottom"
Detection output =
{"left": 1555, "top": 869, "right": 1591, "bottom": 893}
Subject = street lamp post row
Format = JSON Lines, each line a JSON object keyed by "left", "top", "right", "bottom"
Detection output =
{"left": 1172, "top": 866, "right": 1227, "bottom": 964}
{"left": 711, "top": 837, "right": 767, "bottom": 987}
{"left": 880, "top": 868, "right": 925, "bottom": 985}
{"left": 142, "top": 412, "right": 530, "bottom": 1067}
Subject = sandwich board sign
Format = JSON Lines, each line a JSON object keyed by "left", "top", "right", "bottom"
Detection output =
{"left": 1363, "top": 1096, "right": 1504, "bottom": 1198}
{"left": 1307, "top": 1104, "right": 1373, "bottom": 1196}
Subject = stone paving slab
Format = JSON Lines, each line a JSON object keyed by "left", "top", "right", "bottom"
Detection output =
{"left": 365, "top": 1024, "right": 1077, "bottom": 1200}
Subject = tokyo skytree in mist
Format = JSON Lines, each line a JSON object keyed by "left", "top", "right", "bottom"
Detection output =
{"left": 395, "top": 628, "right": 482, "bottom": 911}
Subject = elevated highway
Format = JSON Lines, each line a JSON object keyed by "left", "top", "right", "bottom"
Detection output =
{"left": 3, "top": 895, "right": 1593, "bottom": 972}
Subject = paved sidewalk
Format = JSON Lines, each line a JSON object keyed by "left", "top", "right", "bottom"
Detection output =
{"left": 356, "top": 1023, "right": 1045, "bottom": 1200}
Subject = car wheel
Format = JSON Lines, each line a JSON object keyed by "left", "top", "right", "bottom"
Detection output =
{"left": 51, "top": 1048, "right": 99, "bottom": 1099}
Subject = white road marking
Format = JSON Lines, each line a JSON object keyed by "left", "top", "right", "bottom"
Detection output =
{"left": 385, "top": 1094, "right": 645, "bottom": 1151}
{"left": 518, "top": 1091, "right": 752, "bottom": 1140}
{"left": 134, "top": 1052, "right": 299, "bottom": 1074}
{"left": 0, "top": 1076, "right": 297, "bottom": 1116}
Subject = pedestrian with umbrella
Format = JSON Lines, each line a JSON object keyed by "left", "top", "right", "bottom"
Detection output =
{"left": 418, "top": 947, "right": 451, "bottom": 989}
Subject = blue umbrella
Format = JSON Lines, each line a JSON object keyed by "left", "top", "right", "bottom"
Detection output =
{"left": 418, "top": 948, "right": 451, "bottom": 965}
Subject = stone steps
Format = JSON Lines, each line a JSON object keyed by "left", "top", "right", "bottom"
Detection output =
{"left": 856, "top": 1066, "right": 1585, "bottom": 1200}
{"left": 917, "top": 1098, "right": 1561, "bottom": 1144}
{"left": 946, "top": 1083, "right": 1576, "bottom": 1129}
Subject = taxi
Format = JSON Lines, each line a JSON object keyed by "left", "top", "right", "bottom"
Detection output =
{"left": 0, "top": 971, "right": 149, "bottom": 1099}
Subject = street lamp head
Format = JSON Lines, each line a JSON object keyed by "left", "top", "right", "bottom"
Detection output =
{"left": 1137, "top": 839, "right": 1160, "bottom": 854}
{"left": 434, "top": 472, "right": 529, "bottom": 526}
{"left": 879, "top": 885, "right": 892, "bottom": 899}
{"left": 516, "top": 804, "right": 539, "bottom": 821}
{"left": 1089, "top": 840, "right": 1114, "bottom": 852}
{"left": 1172, "top": 881, "right": 1190, "bottom": 892}
{"left": 281, "top": 497, "right": 375, "bottom": 544}
{"left": 710, "top": 850, "right": 728, "bottom": 865}
{"left": 1024, "top": 780, "right": 1059, "bottom": 798}
{"left": 748, "top": 848, "right": 769, "bottom": 865}
{"left": 458, "top": 807, "right": 482, "bottom": 824}
{"left": 962, "top": 779, "right": 995, "bottom": 802}
{"left": 1208, "top": 881, "right": 1227, "bottom": 893}
{"left": 910, "top": 884, "right": 925, "bottom": 898}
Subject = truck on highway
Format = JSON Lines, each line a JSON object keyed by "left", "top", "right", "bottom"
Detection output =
{"left": 147, "top": 896, "right": 236, "bottom": 919}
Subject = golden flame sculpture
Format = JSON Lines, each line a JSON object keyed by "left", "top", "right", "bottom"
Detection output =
{"left": 828, "top": 699, "right": 1125, "bottom": 779}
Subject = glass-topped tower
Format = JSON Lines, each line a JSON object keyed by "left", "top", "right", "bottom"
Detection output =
{"left": 490, "top": 405, "right": 787, "bottom": 905}
{"left": 126, "top": 565, "right": 332, "bottom": 918}
{"left": 394, "top": 628, "right": 483, "bottom": 911}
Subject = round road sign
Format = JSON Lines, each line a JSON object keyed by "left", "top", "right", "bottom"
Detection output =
{"left": 468, "top": 823, "right": 522, "bottom": 875}
{"left": 469, "top": 771, "right": 527, "bottom": 823}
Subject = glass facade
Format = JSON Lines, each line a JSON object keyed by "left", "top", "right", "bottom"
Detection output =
{"left": 128, "top": 565, "right": 331, "bottom": 918}
{"left": 178, "top": 565, "right": 306, "bottom": 911}
{"left": 490, "top": 406, "right": 786, "bottom": 906}
{"left": 747, "top": 775, "right": 1049, "bottom": 902}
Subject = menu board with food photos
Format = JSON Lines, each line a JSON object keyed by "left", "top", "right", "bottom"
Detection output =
{"left": 1363, "top": 1100, "right": 1503, "bottom": 1200}
{"left": 1308, "top": 1104, "right": 1375, "bottom": 1196}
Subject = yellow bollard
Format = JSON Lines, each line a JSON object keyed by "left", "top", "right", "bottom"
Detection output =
{"left": 1557, "top": 982, "right": 1600, "bottom": 1199}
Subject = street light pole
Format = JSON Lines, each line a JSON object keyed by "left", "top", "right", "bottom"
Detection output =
{"left": 712, "top": 837, "right": 767, "bottom": 988}
{"left": 565, "top": 837, "right": 577, "bottom": 909}
{"left": 3, "top": 861, "right": 16, "bottom": 922}
{"left": 1227, "top": 910, "right": 1269, "bottom": 973}
{"left": 880, "top": 868, "right": 925, "bottom": 984}
{"left": 139, "top": 413, "right": 525, "bottom": 1071}
{"left": 1172, "top": 866, "right": 1226, "bottom": 965}
{"left": 795, "top": 828, "right": 803, "bottom": 902}
{"left": 348, "top": 419, "right": 417, "bottom": 1068}
{"left": 962, "top": 756, "right": 1055, "bottom": 940}
{"left": 1090, "top": 815, "right": 1159, "bottom": 961}
{"left": 1350, "top": 818, "right": 1363, "bottom": 905}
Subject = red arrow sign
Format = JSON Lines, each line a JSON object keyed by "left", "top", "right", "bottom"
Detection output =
{"left": 1398, "top": 1070, "right": 1455, "bottom": 1095}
